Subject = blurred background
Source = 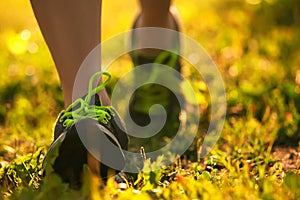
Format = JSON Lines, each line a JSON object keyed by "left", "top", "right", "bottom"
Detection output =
{"left": 0, "top": 0, "right": 299, "bottom": 163}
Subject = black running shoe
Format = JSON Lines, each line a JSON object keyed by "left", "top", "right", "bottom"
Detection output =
{"left": 129, "top": 14, "right": 185, "bottom": 143}
{"left": 43, "top": 72, "right": 128, "bottom": 189}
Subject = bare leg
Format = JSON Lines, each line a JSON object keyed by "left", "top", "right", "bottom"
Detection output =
{"left": 30, "top": 0, "right": 107, "bottom": 177}
{"left": 138, "top": 0, "right": 173, "bottom": 28}
{"left": 135, "top": 0, "right": 177, "bottom": 56}
{"left": 30, "top": 0, "right": 110, "bottom": 107}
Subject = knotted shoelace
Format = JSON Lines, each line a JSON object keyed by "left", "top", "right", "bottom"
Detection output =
{"left": 59, "top": 71, "right": 113, "bottom": 128}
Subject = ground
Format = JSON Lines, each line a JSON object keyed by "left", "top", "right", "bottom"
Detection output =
{"left": 0, "top": 0, "right": 300, "bottom": 199}
{"left": 272, "top": 146, "right": 300, "bottom": 172}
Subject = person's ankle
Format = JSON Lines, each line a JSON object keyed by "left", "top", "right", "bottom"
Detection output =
{"left": 136, "top": 12, "right": 175, "bottom": 30}
{"left": 134, "top": 12, "right": 178, "bottom": 57}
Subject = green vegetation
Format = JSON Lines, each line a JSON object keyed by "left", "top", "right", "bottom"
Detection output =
{"left": 0, "top": 0, "right": 299, "bottom": 199}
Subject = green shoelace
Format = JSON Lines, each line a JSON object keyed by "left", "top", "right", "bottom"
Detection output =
{"left": 59, "top": 71, "right": 113, "bottom": 128}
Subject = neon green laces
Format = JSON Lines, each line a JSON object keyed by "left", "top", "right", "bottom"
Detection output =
{"left": 59, "top": 71, "right": 113, "bottom": 128}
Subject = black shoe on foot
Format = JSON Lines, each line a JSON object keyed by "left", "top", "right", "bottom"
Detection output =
{"left": 43, "top": 72, "right": 128, "bottom": 189}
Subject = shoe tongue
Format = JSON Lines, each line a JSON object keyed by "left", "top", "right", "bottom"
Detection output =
{"left": 89, "top": 94, "right": 101, "bottom": 106}
{"left": 75, "top": 93, "right": 101, "bottom": 108}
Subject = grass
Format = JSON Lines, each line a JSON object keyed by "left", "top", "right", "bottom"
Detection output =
{"left": 0, "top": 0, "right": 300, "bottom": 199}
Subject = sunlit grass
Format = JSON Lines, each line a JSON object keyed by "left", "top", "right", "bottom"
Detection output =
{"left": 1, "top": 0, "right": 300, "bottom": 199}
